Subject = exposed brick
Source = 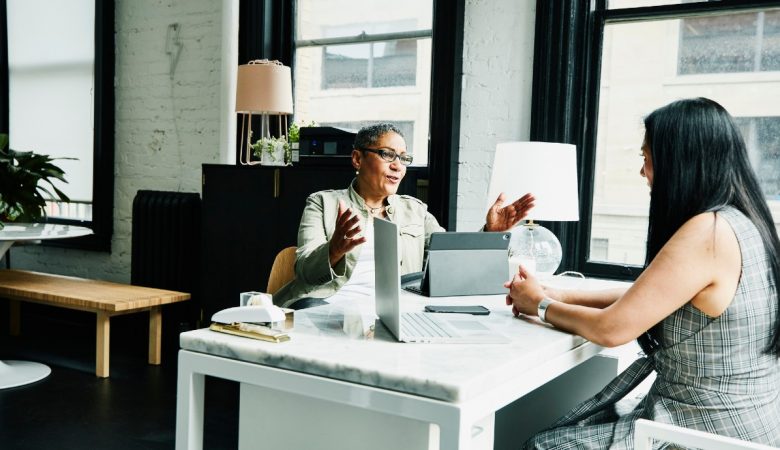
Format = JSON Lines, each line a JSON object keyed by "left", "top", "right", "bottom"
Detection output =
{"left": 456, "top": 0, "right": 535, "bottom": 230}
{"left": 11, "top": 0, "right": 222, "bottom": 282}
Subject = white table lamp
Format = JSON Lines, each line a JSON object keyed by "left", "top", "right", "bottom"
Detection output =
{"left": 235, "top": 59, "right": 294, "bottom": 165}
{"left": 486, "top": 142, "right": 579, "bottom": 278}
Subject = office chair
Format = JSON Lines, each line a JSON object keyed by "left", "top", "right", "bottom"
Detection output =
{"left": 267, "top": 246, "right": 297, "bottom": 294}
{"left": 634, "top": 419, "right": 777, "bottom": 450}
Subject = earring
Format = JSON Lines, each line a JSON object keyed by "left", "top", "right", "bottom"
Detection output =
{"left": 355, "top": 169, "right": 359, "bottom": 175}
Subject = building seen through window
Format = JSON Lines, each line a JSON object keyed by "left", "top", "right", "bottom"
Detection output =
{"left": 679, "top": 11, "right": 780, "bottom": 74}
{"left": 294, "top": 0, "right": 432, "bottom": 166}
{"left": 734, "top": 117, "right": 780, "bottom": 200}
{"left": 589, "top": 7, "right": 780, "bottom": 266}
{"left": 321, "top": 23, "right": 418, "bottom": 89}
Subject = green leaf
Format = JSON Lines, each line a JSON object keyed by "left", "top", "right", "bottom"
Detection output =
{"left": 0, "top": 142, "right": 73, "bottom": 222}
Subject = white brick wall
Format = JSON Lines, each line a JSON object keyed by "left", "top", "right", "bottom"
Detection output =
{"left": 10, "top": 0, "right": 223, "bottom": 282}
{"left": 456, "top": 0, "right": 536, "bottom": 231}
{"left": 9, "top": 0, "right": 535, "bottom": 281}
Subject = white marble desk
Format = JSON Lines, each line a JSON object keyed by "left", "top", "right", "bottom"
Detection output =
{"left": 176, "top": 278, "right": 626, "bottom": 450}
{"left": 0, "top": 223, "right": 93, "bottom": 389}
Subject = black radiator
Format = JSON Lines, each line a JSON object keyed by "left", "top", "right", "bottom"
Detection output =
{"left": 130, "top": 190, "right": 201, "bottom": 354}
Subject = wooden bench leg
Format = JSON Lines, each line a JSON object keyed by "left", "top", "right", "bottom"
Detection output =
{"left": 149, "top": 306, "right": 162, "bottom": 365}
{"left": 96, "top": 311, "right": 110, "bottom": 378}
{"left": 9, "top": 299, "right": 20, "bottom": 336}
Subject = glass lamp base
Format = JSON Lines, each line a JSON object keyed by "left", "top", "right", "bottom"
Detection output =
{"left": 508, "top": 223, "right": 563, "bottom": 278}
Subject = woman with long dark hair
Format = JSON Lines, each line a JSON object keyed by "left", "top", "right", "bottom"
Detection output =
{"left": 507, "top": 98, "right": 780, "bottom": 448}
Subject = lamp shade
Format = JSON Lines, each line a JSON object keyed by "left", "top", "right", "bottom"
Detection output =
{"left": 235, "top": 60, "right": 293, "bottom": 114}
{"left": 486, "top": 142, "right": 579, "bottom": 221}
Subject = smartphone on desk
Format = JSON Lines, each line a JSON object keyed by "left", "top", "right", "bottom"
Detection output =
{"left": 424, "top": 305, "right": 490, "bottom": 315}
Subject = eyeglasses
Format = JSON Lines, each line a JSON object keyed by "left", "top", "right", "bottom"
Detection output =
{"left": 358, "top": 147, "right": 414, "bottom": 166}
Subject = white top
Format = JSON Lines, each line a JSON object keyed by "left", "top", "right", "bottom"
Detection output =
{"left": 332, "top": 217, "right": 375, "bottom": 300}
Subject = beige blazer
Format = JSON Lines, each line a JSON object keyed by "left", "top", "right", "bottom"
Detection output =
{"left": 273, "top": 180, "right": 444, "bottom": 308}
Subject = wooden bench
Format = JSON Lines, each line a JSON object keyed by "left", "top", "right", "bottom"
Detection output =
{"left": 0, "top": 269, "right": 191, "bottom": 378}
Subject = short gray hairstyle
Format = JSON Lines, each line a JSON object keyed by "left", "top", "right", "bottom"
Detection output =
{"left": 353, "top": 123, "right": 405, "bottom": 149}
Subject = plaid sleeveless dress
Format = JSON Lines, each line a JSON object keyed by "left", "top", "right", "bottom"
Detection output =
{"left": 524, "top": 207, "right": 780, "bottom": 449}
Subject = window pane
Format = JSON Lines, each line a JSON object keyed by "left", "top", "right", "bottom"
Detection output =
{"left": 679, "top": 13, "right": 757, "bottom": 74}
{"left": 590, "top": 12, "right": 780, "bottom": 265}
{"left": 321, "top": 40, "right": 418, "bottom": 90}
{"left": 294, "top": 0, "right": 432, "bottom": 166}
{"left": 7, "top": 0, "right": 94, "bottom": 221}
{"left": 763, "top": 11, "right": 780, "bottom": 71}
{"left": 322, "top": 44, "right": 369, "bottom": 89}
{"left": 735, "top": 117, "right": 780, "bottom": 199}
{"left": 372, "top": 40, "right": 417, "bottom": 88}
{"left": 296, "top": 0, "right": 432, "bottom": 41}
{"left": 678, "top": 11, "right": 780, "bottom": 74}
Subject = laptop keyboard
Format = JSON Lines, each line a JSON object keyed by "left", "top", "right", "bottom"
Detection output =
{"left": 401, "top": 312, "right": 455, "bottom": 338}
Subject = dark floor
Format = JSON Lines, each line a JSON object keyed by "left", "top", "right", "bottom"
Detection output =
{"left": 0, "top": 306, "right": 238, "bottom": 450}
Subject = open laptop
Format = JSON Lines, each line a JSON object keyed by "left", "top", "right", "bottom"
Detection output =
{"left": 403, "top": 231, "right": 511, "bottom": 297}
{"left": 373, "top": 217, "right": 507, "bottom": 344}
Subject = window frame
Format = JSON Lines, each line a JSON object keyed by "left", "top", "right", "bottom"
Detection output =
{"left": 532, "top": 0, "right": 780, "bottom": 281}
{"left": 0, "top": 0, "right": 115, "bottom": 252}
{"left": 307, "top": 29, "right": 430, "bottom": 91}
{"left": 238, "top": 0, "right": 465, "bottom": 229}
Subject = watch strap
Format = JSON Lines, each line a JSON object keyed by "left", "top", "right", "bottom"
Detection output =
{"left": 537, "top": 297, "right": 557, "bottom": 324}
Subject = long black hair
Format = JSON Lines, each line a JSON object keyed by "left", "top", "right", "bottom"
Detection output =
{"left": 642, "top": 97, "right": 780, "bottom": 355}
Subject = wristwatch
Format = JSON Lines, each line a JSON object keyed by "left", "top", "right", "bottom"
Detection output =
{"left": 537, "top": 297, "right": 557, "bottom": 324}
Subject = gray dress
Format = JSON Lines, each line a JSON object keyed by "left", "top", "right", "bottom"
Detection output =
{"left": 524, "top": 207, "right": 780, "bottom": 449}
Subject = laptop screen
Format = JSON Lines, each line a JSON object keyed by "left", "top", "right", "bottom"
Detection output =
{"left": 373, "top": 217, "right": 403, "bottom": 338}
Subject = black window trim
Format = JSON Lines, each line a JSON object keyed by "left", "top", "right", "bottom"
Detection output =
{"left": 0, "top": 0, "right": 115, "bottom": 252}
{"left": 532, "top": 0, "right": 780, "bottom": 281}
{"left": 238, "top": 0, "right": 465, "bottom": 230}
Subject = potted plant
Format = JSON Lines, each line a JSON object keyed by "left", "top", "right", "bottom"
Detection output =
{"left": 252, "top": 135, "right": 290, "bottom": 166}
{"left": 286, "top": 120, "right": 316, "bottom": 164}
{"left": 252, "top": 121, "right": 317, "bottom": 166}
{"left": 0, "top": 133, "right": 72, "bottom": 229}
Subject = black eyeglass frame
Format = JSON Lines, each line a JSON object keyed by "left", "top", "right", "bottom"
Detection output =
{"left": 357, "top": 147, "right": 414, "bottom": 166}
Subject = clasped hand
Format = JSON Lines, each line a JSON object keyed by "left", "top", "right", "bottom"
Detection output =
{"left": 504, "top": 264, "right": 545, "bottom": 318}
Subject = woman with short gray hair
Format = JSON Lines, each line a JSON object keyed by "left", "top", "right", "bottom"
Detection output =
{"left": 274, "top": 122, "right": 535, "bottom": 309}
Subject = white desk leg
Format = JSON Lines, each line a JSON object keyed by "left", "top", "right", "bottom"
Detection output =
{"left": 176, "top": 352, "right": 205, "bottom": 450}
{"left": 437, "top": 411, "right": 472, "bottom": 450}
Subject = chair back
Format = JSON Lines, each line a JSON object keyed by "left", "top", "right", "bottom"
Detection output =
{"left": 634, "top": 419, "right": 777, "bottom": 450}
{"left": 267, "top": 246, "right": 297, "bottom": 294}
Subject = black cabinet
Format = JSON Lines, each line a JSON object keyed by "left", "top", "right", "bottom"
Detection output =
{"left": 201, "top": 164, "right": 351, "bottom": 318}
{"left": 200, "top": 164, "right": 425, "bottom": 318}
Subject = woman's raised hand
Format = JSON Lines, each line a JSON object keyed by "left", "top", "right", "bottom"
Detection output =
{"left": 329, "top": 200, "right": 367, "bottom": 266}
{"left": 485, "top": 192, "right": 536, "bottom": 232}
{"left": 504, "top": 264, "right": 545, "bottom": 317}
